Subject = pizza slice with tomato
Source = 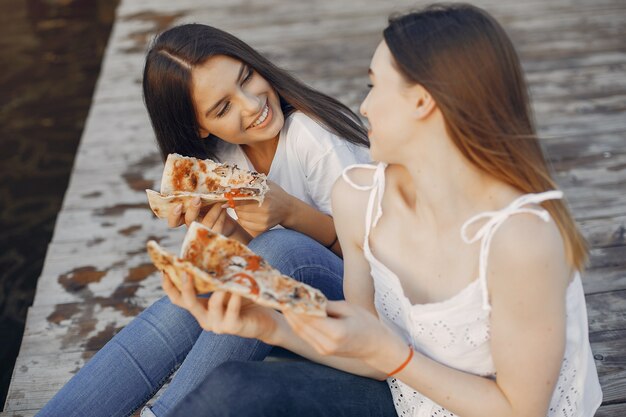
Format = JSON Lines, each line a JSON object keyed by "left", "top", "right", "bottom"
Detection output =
{"left": 146, "top": 222, "right": 327, "bottom": 316}
{"left": 146, "top": 153, "right": 269, "bottom": 219}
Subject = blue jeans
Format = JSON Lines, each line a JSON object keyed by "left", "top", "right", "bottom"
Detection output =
{"left": 36, "top": 229, "right": 344, "bottom": 417}
{"left": 163, "top": 360, "right": 396, "bottom": 417}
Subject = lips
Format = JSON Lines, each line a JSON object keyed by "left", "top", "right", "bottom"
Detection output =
{"left": 248, "top": 101, "right": 271, "bottom": 129}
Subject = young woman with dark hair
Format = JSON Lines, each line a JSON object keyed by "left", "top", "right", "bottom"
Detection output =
{"left": 165, "top": 5, "right": 602, "bottom": 417}
{"left": 37, "top": 24, "right": 369, "bottom": 417}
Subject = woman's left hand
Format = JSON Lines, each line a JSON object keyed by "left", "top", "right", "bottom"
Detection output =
{"left": 232, "top": 181, "right": 295, "bottom": 233}
{"left": 283, "top": 301, "right": 403, "bottom": 365}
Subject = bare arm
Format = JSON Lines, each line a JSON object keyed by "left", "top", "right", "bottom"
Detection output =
{"left": 233, "top": 180, "right": 342, "bottom": 256}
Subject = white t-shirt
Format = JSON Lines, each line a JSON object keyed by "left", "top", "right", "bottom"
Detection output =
{"left": 215, "top": 111, "right": 370, "bottom": 218}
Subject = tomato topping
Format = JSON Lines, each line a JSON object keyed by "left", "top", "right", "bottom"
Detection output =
{"left": 245, "top": 256, "right": 262, "bottom": 271}
{"left": 224, "top": 189, "right": 247, "bottom": 208}
{"left": 231, "top": 273, "right": 260, "bottom": 295}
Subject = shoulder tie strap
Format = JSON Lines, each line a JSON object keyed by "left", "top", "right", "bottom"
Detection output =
{"left": 460, "top": 190, "right": 564, "bottom": 311}
{"left": 342, "top": 162, "right": 387, "bottom": 243}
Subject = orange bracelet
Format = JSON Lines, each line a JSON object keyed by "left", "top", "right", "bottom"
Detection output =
{"left": 386, "top": 345, "right": 414, "bottom": 377}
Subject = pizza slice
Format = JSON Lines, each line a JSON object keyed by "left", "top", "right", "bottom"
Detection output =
{"left": 146, "top": 153, "right": 269, "bottom": 219}
{"left": 146, "top": 222, "right": 327, "bottom": 316}
{"left": 180, "top": 221, "right": 274, "bottom": 277}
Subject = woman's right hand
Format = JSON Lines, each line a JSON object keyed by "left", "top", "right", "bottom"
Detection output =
{"left": 162, "top": 271, "right": 281, "bottom": 343}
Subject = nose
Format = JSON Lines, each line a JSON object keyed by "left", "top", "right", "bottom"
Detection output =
{"left": 359, "top": 94, "right": 369, "bottom": 117}
{"left": 239, "top": 89, "right": 262, "bottom": 115}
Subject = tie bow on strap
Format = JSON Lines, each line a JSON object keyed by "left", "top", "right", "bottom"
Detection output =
{"left": 342, "top": 163, "right": 388, "bottom": 233}
{"left": 459, "top": 190, "right": 564, "bottom": 311}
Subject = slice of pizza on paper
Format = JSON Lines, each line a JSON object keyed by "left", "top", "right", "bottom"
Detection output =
{"left": 146, "top": 153, "right": 269, "bottom": 219}
{"left": 146, "top": 222, "right": 327, "bottom": 316}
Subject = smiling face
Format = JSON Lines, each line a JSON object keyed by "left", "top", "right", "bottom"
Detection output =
{"left": 191, "top": 55, "right": 284, "bottom": 145}
{"left": 360, "top": 41, "right": 421, "bottom": 163}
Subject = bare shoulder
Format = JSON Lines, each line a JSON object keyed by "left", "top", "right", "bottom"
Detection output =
{"left": 493, "top": 210, "right": 566, "bottom": 264}
{"left": 331, "top": 166, "right": 376, "bottom": 245}
{"left": 488, "top": 209, "right": 571, "bottom": 296}
{"left": 332, "top": 165, "right": 376, "bottom": 209}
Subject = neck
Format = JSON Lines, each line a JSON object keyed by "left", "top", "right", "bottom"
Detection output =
{"left": 241, "top": 135, "right": 279, "bottom": 175}
{"left": 396, "top": 128, "right": 512, "bottom": 227}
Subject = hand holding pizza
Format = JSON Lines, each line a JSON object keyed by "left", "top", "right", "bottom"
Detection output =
{"left": 233, "top": 180, "right": 295, "bottom": 233}
{"left": 166, "top": 196, "right": 207, "bottom": 228}
{"left": 162, "top": 270, "right": 282, "bottom": 343}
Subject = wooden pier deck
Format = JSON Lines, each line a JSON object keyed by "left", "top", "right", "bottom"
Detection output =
{"left": 3, "top": 0, "right": 625, "bottom": 415}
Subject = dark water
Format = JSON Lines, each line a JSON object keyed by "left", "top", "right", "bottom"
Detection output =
{"left": 0, "top": 0, "right": 120, "bottom": 406}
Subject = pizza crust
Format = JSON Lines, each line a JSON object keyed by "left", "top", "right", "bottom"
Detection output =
{"left": 146, "top": 189, "right": 263, "bottom": 219}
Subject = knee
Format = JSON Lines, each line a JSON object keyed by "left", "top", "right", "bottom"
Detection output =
{"left": 248, "top": 230, "right": 344, "bottom": 300}
{"left": 142, "top": 296, "right": 196, "bottom": 328}
{"left": 248, "top": 229, "right": 302, "bottom": 257}
{"left": 135, "top": 296, "right": 202, "bottom": 347}
{"left": 248, "top": 229, "right": 339, "bottom": 273}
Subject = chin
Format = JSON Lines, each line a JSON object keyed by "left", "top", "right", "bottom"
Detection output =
{"left": 271, "top": 107, "right": 285, "bottom": 134}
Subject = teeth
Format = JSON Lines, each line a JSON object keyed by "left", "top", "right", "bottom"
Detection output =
{"left": 251, "top": 104, "right": 269, "bottom": 128}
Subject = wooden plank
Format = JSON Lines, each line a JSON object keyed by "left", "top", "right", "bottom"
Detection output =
{"left": 528, "top": 63, "right": 626, "bottom": 100}
{"left": 596, "top": 404, "right": 626, "bottom": 417}
{"left": 579, "top": 216, "right": 626, "bottom": 249}
{"left": 590, "top": 329, "right": 626, "bottom": 405}
{"left": 542, "top": 131, "right": 626, "bottom": 163}
{"left": 588, "top": 290, "right": 626, "bottom": 333}
{"left": 582, "top": 266, "right": 626, "bottom": 295}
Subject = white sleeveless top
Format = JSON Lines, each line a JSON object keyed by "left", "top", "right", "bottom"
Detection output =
{"left": 342, "top": 163, "right": 602, "bottom": 417}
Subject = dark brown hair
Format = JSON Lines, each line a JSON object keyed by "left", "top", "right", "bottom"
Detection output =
{"left": 384, "top": 3, "right": 587, "bottom": 269}
{"left": 143, "top": 24, "right": 368, "bottom": 161}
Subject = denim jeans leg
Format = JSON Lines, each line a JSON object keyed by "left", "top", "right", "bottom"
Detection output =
{"left": 248, "top": 229, "right": 344, "bottom": 300}
{"left": 164, "top": 361, "right": 397, "bottom": 417}
{"left": 36, "top": 296, "right": 202, "bottom": 417}
{"left": 147, "top": 229, "right": 344, "bottom": 416}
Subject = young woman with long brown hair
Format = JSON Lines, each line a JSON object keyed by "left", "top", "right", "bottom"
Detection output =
{"left": 166, "top": 4, "right": 602, "bottom": 416}
{"left": 37, "top": 24, "right": 369, "bottom": 417}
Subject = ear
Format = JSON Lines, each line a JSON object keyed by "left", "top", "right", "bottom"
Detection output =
{"left": 198, "top": 126, "right": 210, "bottom": 138}
{"left": 411, "top": 85, "right": 436, "bottom": 120}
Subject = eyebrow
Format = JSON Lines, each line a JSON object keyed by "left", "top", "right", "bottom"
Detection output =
{"left": 204, "top": 63, "right": 247, "bottom": 117}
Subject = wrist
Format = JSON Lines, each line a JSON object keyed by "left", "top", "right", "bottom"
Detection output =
{"left": 233, "top": 225, "right": 253, "bottom": 244}
{"left": 281, "top": 194, "right": 299, "bottom": 229}
{"left": 260, "top": 310, "right": 288, "bottom": 346}
{"left": 365, "top": 335, "right": 411, "bottom": 375}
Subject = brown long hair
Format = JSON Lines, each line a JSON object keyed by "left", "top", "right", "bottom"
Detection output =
{"left": 384, "top": 3, "right": 587, "bottom": 269}
{"left": 143, "top": 24, "right": 368, "bottom": 161}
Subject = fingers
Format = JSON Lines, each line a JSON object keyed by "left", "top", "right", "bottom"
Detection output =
{"left": 214, "top": 209, "right": 227, "bottom": 233}
{"left": 200, "top": 203, "right": 224, "bottom": 229}
{"left": 230, "top": 200, "right": 258, "bottom": 211}
{"left": 224, "top": 293, "right": 242, "bottom": 324}
{"left": 161, "top": 272, "right": 183, "bottom": 306}
{"left": 207, "top": 291, "right": 228, "bottom": 331}
{"left": 179, "top": 272, "right": 212, "bottom": 326}
{"left": 284, "top": 311, "right": 332, "bottom": 354}
{"left": 167, "top": 204, "right": 184, "bottom": 228}
{"left": 325, "top": 301, "right": 353, "bottom": 318}
{"left": 184, "top": 197, "right": 202, "bottom": 226}
{"left": 284, "top": 308, "right": 354, "bottom": 356}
